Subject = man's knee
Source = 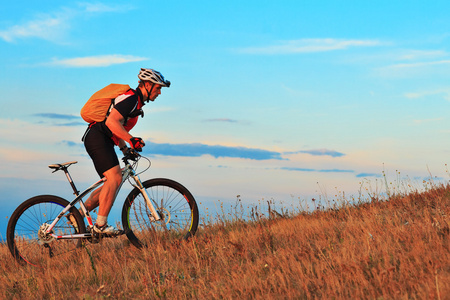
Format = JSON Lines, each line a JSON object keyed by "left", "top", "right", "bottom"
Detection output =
{"left": 103, "top": 166, "right": 122, "bottom": 185}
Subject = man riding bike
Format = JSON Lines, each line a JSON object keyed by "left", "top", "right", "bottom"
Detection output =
{"left": 82, "top": 68, "right": 170, "bottom": 234}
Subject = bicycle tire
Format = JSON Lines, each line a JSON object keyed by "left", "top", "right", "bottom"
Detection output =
{"left": 121, "top": 178, "right": 199, "bottom": 248}
{"left": 7, "top": 195, "right": 86, "bottom": 267}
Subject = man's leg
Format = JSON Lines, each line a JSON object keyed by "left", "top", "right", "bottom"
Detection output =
{"left": 96, "top": 165, "right": 122, "bottom": 226}
{"left": 81, "top": 187, "right": 102, "bottom": 215}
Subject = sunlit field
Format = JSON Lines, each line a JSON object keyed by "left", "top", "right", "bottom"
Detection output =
{"left": 1, "top": 181, "right": 449, "bottom": 299}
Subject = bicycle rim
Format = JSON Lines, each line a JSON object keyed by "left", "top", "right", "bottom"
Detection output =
{"left": 7, "top": 195, "right": 85, "bottom": 267}
{"left": 122, "top": 178, "right": 199, "bottom": 247}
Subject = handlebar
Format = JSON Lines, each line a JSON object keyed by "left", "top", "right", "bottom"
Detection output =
{"left": 122, "top": 148, "right": 141, "bottom": 164}
{"left": 121, "top": 149, "right": 151, "bottom": 176}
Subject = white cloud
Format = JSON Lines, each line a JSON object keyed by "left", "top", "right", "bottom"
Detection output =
{"left": 0, "top": 4, "right": 130, "bottom": 43}
{"left": 413, "top": 118, "right": 443, "bottom": 124}
{"left": 404, "top": 89, "right": 450, "bottom": 101}
{"left": 396, "top": 50, "right": 447, "bottom": 61}
{"left": 376, "top": 59, "right": 450, "bottom": 78}
{"left": 79, "top": 3, "right": 132, "bottom": 13}
{"left": 386, "top": 60, "right": 450, "bottom": 70}
{"left": 0, "top": 14, "right": 70, "bottom": 43}
{"left": 238, "top": 38, "right": 382, "bottom": 55}
{"left": 47, "top": 55, "right": 148, "bottom": 67}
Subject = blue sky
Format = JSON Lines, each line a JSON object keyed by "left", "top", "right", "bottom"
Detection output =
{"left": 1, "top": 1, "right": 450, "bottom": 237}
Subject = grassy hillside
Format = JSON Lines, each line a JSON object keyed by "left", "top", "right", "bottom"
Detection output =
{"left": 0, "top": 185, "right": 449, "bottom": 299}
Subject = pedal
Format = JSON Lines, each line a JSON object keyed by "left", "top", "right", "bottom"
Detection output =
{"left": 93, "top": 229, "right": 124, "bottom": 239}
{"left": 104, "top": 229, "right": 125, "bottom": 238}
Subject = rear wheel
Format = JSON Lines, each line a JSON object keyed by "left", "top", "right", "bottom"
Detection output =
{"left": 122, "top": 178, "right": 199, "bottom": 248}
{"left": 6, "top": 195, "right": 86, "bottom": 267}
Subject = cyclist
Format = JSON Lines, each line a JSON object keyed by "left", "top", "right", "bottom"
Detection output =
{"left": 82, "top": 68, "right": 170, "bottom": 234}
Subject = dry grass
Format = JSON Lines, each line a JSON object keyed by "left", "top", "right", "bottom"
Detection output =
{"left": 1, "top": 185, "right": 449, "bottom": 299}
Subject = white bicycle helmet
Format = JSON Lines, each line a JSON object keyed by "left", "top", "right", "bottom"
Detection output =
{"left": 138, "top": 68, "right": 171, "bottom": 87}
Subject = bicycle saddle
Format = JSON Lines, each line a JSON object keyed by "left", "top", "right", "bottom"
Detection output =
{"left": 48, "top": 161, "right": 78, "bottom": 170}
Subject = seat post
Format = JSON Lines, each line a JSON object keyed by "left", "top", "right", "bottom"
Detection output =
{"left": 62, "top": 167, "right": 80, "bottom": 196}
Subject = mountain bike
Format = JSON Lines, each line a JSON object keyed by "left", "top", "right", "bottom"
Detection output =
{"left": 6, "top": 150, "right": 199, "bottom": 267}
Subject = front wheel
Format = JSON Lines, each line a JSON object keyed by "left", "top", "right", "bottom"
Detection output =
{"left": 6, "top": 195, "right": 86, "bottom": 267}
{"left": 122, "top": 178, "right": 199, "bottom": 248}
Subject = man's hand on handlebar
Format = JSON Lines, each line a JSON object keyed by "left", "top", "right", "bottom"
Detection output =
{"left": 130, "top": 137, "right": 145, "bottom": 152}
{"left": 124, "top": 148, "right": 140, "bottom": 161}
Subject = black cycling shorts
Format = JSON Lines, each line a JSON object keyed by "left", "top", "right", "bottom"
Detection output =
{"left": 83, "top": 123, "right": 119, "bottom": 178}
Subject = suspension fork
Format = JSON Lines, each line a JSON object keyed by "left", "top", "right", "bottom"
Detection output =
{"left": 128, "top": 167, "right": 161, "bottom": 221}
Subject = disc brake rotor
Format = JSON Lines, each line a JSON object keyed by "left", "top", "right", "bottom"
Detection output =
{"left": 38, "top": 223, "right": 55, "bottom": 243}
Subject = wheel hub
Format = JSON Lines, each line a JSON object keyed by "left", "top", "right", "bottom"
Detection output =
{"left": 158, "top": 208, "right": 171, "bottom": 225}
{"left": 38, "top": 224, "right": 55, "bottom": 243}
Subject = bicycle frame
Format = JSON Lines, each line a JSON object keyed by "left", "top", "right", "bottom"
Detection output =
{"left": 45, "top": 155, "right": 161, "bottom": 240}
